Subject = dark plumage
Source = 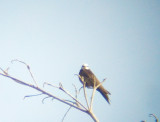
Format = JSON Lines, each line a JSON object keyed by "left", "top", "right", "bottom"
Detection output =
{"left": 79, "top": 64, "right": 111, "bottom": 104}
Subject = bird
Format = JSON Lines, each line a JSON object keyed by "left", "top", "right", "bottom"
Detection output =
{"left": 79, "top": 64, "right": 111, "bottom": 104}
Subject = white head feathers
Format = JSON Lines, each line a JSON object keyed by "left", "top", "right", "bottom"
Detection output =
{"left": 81, "top": 64, "right": 89, "bottom": 70}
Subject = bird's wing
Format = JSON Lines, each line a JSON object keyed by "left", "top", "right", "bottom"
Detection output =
{"left": 79, "top": 69, "right": 100, "bottom": 88}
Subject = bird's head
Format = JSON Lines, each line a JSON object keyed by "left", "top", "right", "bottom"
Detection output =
{"left": 81, "top": 64, "right": 89, "bottom": 70}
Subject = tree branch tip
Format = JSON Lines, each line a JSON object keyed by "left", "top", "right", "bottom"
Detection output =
{"left": 42, "top": 96, "right": 51, "bottom": 104}
{"left": 59, "top": 82, "right": 63, "bottom": 89}
{"left": 11, "top": 59, "right": 28, "bottom": 67}
{"left": 43, "top": 82, "right": 52, "bottom": 87}
{"left": 11, "top": 59, "right": 21, "bottom": 64}
{"left": 43, "top": 82, "right": 48, "bottom": 87}
{"left": 11, "top": 59, "right": 16, "bottom": 63}
{"left": 95, "top": 78, "right": 107, "bottom": 89}
{"left": 72, "top": 84, "right": 79, "bottom": 97}
{"left": 79, "top": 86, "right": 83, "bottom": 93}
{"left": 23, "top": 93, "right": 43, "bottom": 100}
{"left": 61, "top": 106, "right": 72, "bottom": 122}
{"left": 23, "top": 96, "right": 32, "bottom": 100}
{"left": 43, "top": 82, "right": 60, "bottom": 89}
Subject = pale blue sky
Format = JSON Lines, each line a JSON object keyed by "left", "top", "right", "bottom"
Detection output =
{"left": 0, "top": 0, "right": 160, "bottom": 122}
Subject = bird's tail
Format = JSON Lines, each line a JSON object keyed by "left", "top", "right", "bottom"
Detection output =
{"left": 97, "top": 86, "right": 111, "bottom": 104}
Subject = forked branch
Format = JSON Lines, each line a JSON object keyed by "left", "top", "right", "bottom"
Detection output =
{"left": 0, "top": 60, "right": 101, "bottom": 122}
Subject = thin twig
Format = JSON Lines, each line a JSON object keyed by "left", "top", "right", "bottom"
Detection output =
{"left": 24, "top": 93, "right": 43, "bottom": 99}
{"left": 59, "top": 84, "right": 88, "bottom": 110}
{"left": 72, "top": 84, "right": 80, "bottom": 107}
{"left": 63, "top": 100, "right": 77, "bottom": 105}
{"left": 42, "top": 96, "right": 52, "bottom": 104}
{"left": 72, "top": 84, "right": 79, "bottom": 99}
{"left": 43, "top": 82, "right": 59, "bottom": 89}
{"left": 89, "top": 77, "right": 97, "bottom": 111}
{"left": 78, "top": 75, "right": 90, "bottom": 109}
{"left": 78, "top": 86, "right": 83, "bottom": 93}
{"left": 44, "top": 81, "right": 87, "bottom": 110}
{"left": 61, "top": 84, "right": 81, "bottom": 122}
{"left": 61, "top": 106, "right": 72, "bottom": 122}
{"left": 90, "top": 78, "right": 106, "bottom": 111}
{"left": 11, "top": 59, "right": 38, "bottom": 87}
{"left": 83, "top": 82, "right": 90, "bottom": 109}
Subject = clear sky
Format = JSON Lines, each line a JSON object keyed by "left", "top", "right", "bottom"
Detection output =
{"left": 0, "top": 0, "right": 160, "bottom": 122}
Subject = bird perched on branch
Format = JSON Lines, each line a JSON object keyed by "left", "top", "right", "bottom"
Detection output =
{"left": 79, "top": 64, "right": 111, "bottom": 104}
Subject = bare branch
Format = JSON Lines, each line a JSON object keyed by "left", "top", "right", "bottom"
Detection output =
{"left": 0, "top": 67, "right": 9, "bottom": 75}
{"left": 0, "top": 73, "right": 87, "bottom": 113}
{"left": 90, "top": 78, "right": 106, "bottom": 111}
{"left": 72, "top": 84, "right": 80, "bottom": 107}
{"left": 11, "top": 59, "right": 38, "bottom": 87}
{"left": 87, "top": 110, "right": 99, "bottom": 122}
{"left": 61, "top": 84, "right": 83, "bottom": 122}
{"left": 59, "top": 84, "right": 88, "bottom": 110}
{"left": 72, "top": 84, "right": 78, "bottom": 98}
{"left": 61, "top": 84, "right": 81, "bottom": 122}
{"left": 44, "top": 81, "right": 87, "bottom": 110}
{"left": 78, "top": 75, "right": 90, "bottom": 109}
{"left": 42, "top": 96, "right": 53, "bottom": 104}
{"left": 43, "top": 82, "right": 59, "bottom": 89}
{"left": 24, "top": 93, "right": 43, "bottom": 99}
{"left": 0, "top": 62, "right": 100, "bottom": 122}
{"left": 76, "top": 74, "right": 101, "bottom": 122}
{"left": 95, "top": 78, "right": 106, "bottom": 89}
{"left": 83, "top": 82, "right": 90, "bottom": 109}
{"left": 89, "top": 77, "right": 96, "bottom": 111}
{"left": 61, "top": 106, "right": 72, "bottom": 122}
{"left": 78, "top": 86, "right": 83, "bottom": 93}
